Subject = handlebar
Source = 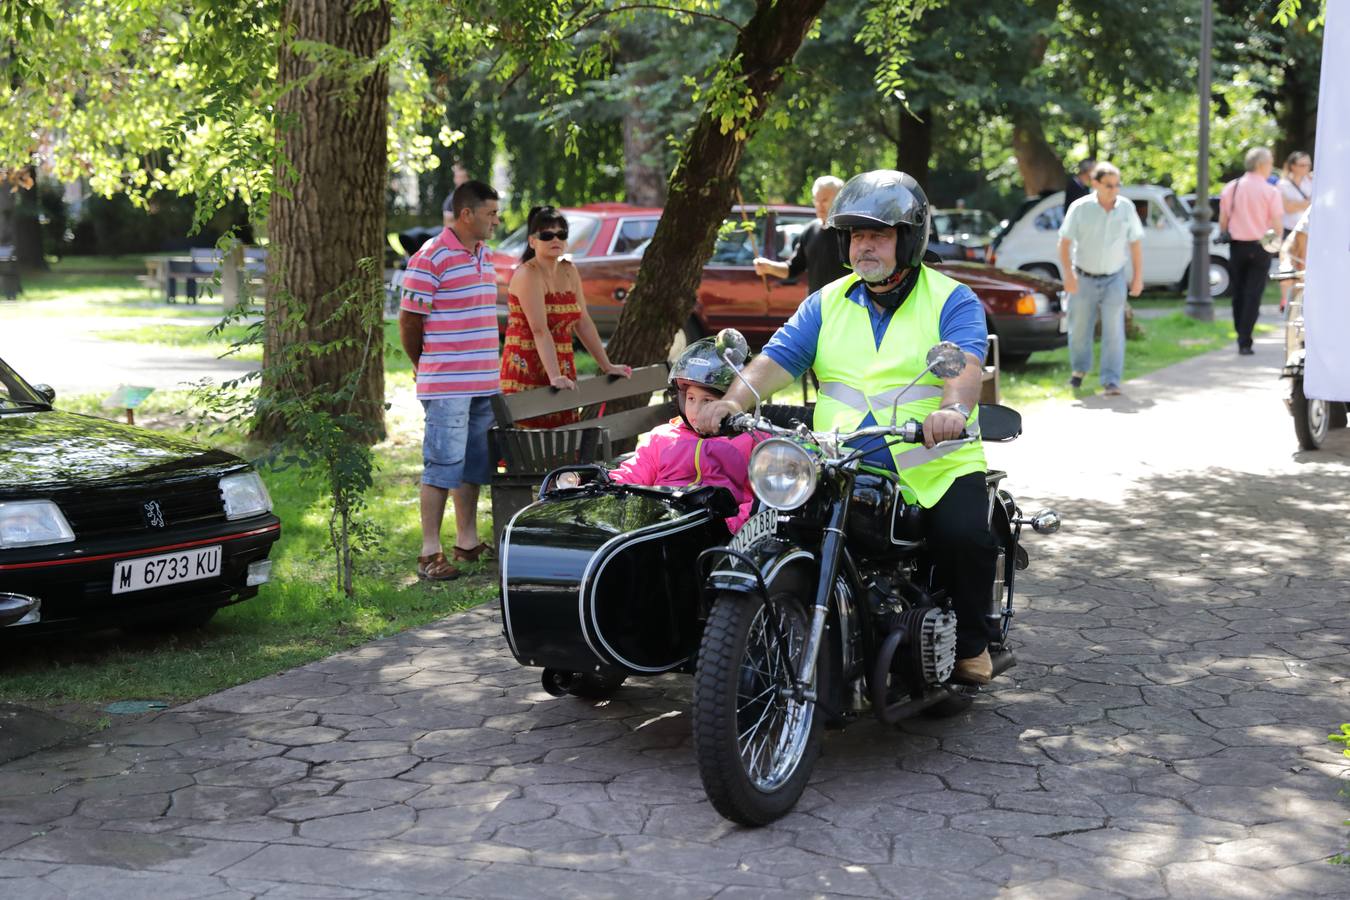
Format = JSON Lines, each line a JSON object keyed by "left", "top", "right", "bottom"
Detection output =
{"left": 721, "top": 412, "right": 966, "bottom": 446}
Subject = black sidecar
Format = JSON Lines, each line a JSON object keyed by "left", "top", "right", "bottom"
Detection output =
{"left": 499, "top": 476, "right": 734, "bottom": 691}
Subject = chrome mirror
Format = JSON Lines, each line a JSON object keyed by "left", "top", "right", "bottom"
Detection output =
{"left": 1030, "top": 509, "right": 1061, "bottom": 535}
{"left": 715, "top": 328, "right": 749, "bottom": 369}
{"left": 715, "top": 328, "right": 761, "bottom": 419}
{"left": 926, "top": 342, "right": 966, "bottom": 379}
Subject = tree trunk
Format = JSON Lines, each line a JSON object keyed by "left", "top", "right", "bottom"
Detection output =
{"left": 257, "top": 0, "right": 390, "bottom": 443}
{"left": 605, "top": 0, "right": 828, "bottom": 367}
{"left": 897, "top": 104, "right": 933, "bottom": 189}
{"left": 622, "top": 107, "right": 668, "bottom": 206}
{"left": 14, "top": 167, "right": 47, "bottom": 270}
{"left": 1011, "top": 111, "right": 1066, "bottom": 197}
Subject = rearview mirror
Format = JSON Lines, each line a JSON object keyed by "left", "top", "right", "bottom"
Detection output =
{"left": 33, "top": 383, "right": 56, "bottom": 404}
{"left": 715, "top": 329, "right": 749, "bottom": 369}
{"left": 926, "top": 342, "right": 966, "bottom": 379}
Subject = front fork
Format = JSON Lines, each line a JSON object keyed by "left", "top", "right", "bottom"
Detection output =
{"left": 793, "top": 484, "right": 852, "bottom": 702}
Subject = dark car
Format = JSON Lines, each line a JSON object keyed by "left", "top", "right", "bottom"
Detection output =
{"left": 487, "top": 204, "right": 1065, "bottom": 363}
{"left": 0, "top": 358, "right": 281, "bottom": 634}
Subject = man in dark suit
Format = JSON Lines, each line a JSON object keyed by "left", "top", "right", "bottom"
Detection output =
{"left": 1064, "top": 158, "right": 1095, "bottom": 211}
{"left": 753, "top": 175, "right": 849, "bottom": 293}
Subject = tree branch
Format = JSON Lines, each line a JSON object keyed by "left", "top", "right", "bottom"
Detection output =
{"left": 566, "top": 4, "right": 743, "bottom": 39}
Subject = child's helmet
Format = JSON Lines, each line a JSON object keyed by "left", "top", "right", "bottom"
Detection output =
{"left": 669, "top": 337, "right": 737, "bottom": 394}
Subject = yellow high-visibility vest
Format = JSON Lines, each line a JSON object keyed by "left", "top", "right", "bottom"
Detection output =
{"left": 812, "top": 268, "right": 985, "bottom": 508}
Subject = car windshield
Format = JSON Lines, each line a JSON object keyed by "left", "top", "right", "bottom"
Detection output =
{"left": 1162, "top": 191, "right": 1191, "bottom": 221}
{"left": 495, "top": 213, "right": 601, "bottom": 258}
{"left": 932, "top": 210, "right": 998, "bottom": 240}
{"left": 0, "top": 358, "right": 47, "bottom": 410}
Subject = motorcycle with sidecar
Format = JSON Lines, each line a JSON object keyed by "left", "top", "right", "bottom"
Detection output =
{"left": 498, "top": 333, "right": 1061, "bottom": 825}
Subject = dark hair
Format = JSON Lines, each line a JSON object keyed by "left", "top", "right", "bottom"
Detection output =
{"left": 519, "top": 205, "right": 568, "bottom": 263}
{"left": 1076, "top": 158, "right": 1097, "bottom": 175}
{"left": 445, "top": 180, "right": 498, "bottom": 216}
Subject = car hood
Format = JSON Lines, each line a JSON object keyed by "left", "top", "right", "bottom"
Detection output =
{"left": 0, "top": 409, "right": 244, "bottom": 494}
{"left": 935, "top": 261, "right": 1061, "bottom": 293}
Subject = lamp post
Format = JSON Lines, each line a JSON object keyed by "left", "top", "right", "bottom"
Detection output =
{"left": 1185, "top": 0, "right": 1215, "bottom": 320}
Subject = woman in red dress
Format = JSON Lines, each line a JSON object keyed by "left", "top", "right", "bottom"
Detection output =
{"left": 499, "top": 206, "right": 630, "bottom": 427}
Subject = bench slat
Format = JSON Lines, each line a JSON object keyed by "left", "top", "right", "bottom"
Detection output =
{"left": 559, "top": 403, "right": 674, "bottom": 440}
{"left": 491, "top": 363, "right": 669, "bottom": 425}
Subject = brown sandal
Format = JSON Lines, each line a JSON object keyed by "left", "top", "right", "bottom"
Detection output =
{"left": 452, "top": 542, "right": 494, "bottom": 563}
{"left": 417, "top": 552, "right": 461, "bottom": 581}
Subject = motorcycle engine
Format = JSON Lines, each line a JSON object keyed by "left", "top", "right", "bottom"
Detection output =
{"left": 886, "top": 606, "right": 958, "bottom": 686}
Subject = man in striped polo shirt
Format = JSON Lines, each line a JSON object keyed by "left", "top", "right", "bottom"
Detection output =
{"left": 398, "top": 180, "right": 501, "bottom": 581}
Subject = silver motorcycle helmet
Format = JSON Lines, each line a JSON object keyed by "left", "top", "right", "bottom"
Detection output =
{"left": 827, "top": 169, "right": 931, "bottom": 273}
{"left": 669, "top": 337, "right": 741, "bottom": 426}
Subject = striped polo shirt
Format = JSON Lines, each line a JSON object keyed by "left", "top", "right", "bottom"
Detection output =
{"left": 401, "top": 227, "right": 500, "bottom": 399}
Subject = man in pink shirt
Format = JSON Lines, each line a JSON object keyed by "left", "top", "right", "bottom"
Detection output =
{"left": 1219, "top": 147, "right": 1284, "bottom": 355}
{"left": 398, "top": 181, "right": 501, "bottom": 580}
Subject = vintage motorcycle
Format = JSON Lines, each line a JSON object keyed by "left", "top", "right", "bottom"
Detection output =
{"left": 498, "top": 333, "right": 1060, "bottom": 825}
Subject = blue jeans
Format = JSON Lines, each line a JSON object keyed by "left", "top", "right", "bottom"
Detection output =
{"left": 420, "top": 396, "right": 496, "bottom": 489}
{"left": 1068, "top": 268, "right": 1126, "bottom": 387}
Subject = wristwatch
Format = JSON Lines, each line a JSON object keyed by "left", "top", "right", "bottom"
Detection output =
{"left": 941, "top": 402, "right": 971, "bottom": 420}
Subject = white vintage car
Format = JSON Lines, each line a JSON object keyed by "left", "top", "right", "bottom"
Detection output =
{"left": 988, "top": 185, "right": 1232, "bottom": 296}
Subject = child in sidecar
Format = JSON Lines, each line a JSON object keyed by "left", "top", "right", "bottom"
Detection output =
{"left": 608, "top": 338, "right": 757, "bottom": 532}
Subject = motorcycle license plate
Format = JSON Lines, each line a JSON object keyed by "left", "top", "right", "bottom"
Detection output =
{"left": 112, "top": 546, "right": 222, "bottom": 594}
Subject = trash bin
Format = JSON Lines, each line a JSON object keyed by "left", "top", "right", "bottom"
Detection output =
{"left": 0, "top": 245, "right": 21, "bottom": 300}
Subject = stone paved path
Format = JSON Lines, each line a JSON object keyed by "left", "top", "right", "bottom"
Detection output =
{"left": 3, "top": 324, "right": 1350, "bottom": 898}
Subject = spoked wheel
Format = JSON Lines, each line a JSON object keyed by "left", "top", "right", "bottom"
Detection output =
{"left": 1292, "top": 378, "right": 1330, "bottom": 450}
{"left": 693, "top": 568, "right": 821, "bottom": 826}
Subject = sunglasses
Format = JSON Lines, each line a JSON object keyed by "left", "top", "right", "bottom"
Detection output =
{"left": 534, "top": 229, "right": 569, "bottom": 242}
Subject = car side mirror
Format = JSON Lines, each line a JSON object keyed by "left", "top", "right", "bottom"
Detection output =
{"left": 33, "top": 384, "right": 56, "bottom": 404}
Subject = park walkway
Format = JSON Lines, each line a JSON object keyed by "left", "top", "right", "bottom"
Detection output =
{"left": 2, "top": 321, "right": 1349, "bottom": 898}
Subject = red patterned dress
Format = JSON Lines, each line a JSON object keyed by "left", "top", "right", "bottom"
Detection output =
{"left": 499, "top": 270, "right": 583, "bottom": 428}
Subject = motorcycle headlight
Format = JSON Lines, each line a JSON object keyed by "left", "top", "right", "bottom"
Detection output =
{"left": 0, "top": 500, "right": 75, "bottom": 549}
{"left": 220, "top": 471, "right": 273, "bottom": 520}
{"left": 748, "top": 438, "right": 818, "bottom": 511}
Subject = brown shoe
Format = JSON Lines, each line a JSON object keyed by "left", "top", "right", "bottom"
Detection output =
{"left": 417, "top": 552, "right": 461, "bottom": 581}
{"left": 452, "top": 542, "right": 495, "bottom": 563}
{"left": 952, "top": 649, "right": 993, "bottom": 686}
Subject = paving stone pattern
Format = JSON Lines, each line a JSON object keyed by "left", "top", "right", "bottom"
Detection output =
{"left": 2, "top": 330, "right": 1349, "bottom": 898}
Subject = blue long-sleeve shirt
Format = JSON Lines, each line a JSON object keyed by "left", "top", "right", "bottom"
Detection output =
{"left": 761, "top": 277, "right": 987, "bottom": 471}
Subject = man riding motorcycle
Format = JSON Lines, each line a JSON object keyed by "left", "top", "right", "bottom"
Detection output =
{"left": 694, "top": 169, "right": 1000, "bottom": 684}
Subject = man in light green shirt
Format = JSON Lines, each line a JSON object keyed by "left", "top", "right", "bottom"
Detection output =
{"left": 1057, "top": 162, "right": 1144, "bottom": 395}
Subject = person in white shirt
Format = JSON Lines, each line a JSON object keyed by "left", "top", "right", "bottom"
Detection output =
{"left": 1277, "top": 152, "right": 1313, "bottom": 310}
{"left": 1057, "top": 162, "right": 1144, "bottom": 395}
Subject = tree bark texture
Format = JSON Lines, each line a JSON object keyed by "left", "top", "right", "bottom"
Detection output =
{"left": 258, "top": 0, "right": 390, "bottom": 443}
{"left": 1011, "top": 112, "right": 1066, "bottom": 196}
{"left": 622, "top": 106, "right": 668, "bottom": 207}
{"left": 603, "top": 0, "right": 828, "bottom": 369}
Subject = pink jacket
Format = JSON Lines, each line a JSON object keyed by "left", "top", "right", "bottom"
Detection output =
{"left": 610, "top": 419, "right": 756, "bottom": 532}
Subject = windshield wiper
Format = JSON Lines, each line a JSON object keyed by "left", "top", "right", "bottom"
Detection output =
{"left": 0, "top": 398, "right": 50, "bottom": 411}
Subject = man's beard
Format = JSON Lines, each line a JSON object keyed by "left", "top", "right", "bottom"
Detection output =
{"left": 854, "top": 258, "right": 891, "bottom": 283}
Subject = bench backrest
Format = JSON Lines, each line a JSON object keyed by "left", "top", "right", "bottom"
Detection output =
{"left": 489, "top": 363, "right": 670, "bottom": 427}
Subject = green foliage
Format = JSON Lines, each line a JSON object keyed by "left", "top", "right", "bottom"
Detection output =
{"left": 188, "top": 244, "right": 387, "bottom": 600}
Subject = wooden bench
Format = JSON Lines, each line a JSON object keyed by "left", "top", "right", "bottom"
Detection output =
{"left": 489, "top": 363, "right": 675, "bottom": 541}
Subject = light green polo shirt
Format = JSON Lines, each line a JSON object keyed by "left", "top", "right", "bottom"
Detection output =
{"left": 1058, "top": 193, "right": 1144, "bottom": 275}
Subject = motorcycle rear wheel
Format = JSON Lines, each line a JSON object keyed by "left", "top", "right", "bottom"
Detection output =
{"left": 693, "top": 570, "right": 822, "bottom": 826}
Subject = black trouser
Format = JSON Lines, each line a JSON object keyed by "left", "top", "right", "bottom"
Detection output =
{"left": 925, "top": 471, "right": 999, "bottom": 659}
{"left": 1229, "top": 240, "right": 1272, "bottom": 350}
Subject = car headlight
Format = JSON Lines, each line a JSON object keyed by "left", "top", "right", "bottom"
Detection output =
{"left": 0, "top": 500, "right": 75, "bottom": 549}
{"left": 220, "top": 471, "right": 273, "bottom": 520}
{"left": 748, "top": 438, "right": 818, "bottom": 511}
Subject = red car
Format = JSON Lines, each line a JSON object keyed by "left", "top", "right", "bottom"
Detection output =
{"left": 489, "top": 203, "right": 1066, "bottom": 364}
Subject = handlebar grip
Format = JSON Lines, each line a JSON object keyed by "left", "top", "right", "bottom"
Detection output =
{"left": 718, "top": 413, "right": 744, "bottom": 438}
{"left": 901, "top": 420, "right": 969, "bottom": 444}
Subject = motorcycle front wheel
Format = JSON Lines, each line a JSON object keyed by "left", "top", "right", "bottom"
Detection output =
{"left": 692, "top": 568, "right": 822, "bottom": 826}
